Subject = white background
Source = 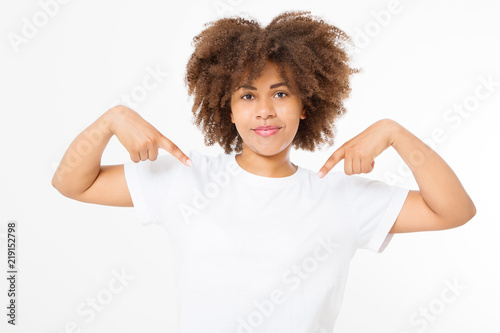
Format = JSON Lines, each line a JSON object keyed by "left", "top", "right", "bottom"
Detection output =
{"left": 1, "top": 0, "right": 499, "bottom": 332}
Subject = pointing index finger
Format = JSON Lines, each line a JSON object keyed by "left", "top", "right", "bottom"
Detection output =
{"left": 159, "top": 135, "right": 193, "bottom": 167}
{"left": 317, "top": 146, "right": 345, "bottom": 179}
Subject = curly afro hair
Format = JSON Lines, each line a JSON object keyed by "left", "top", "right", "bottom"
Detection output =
{"left": 185, "top": 10, "right": 361, "bottom": 154}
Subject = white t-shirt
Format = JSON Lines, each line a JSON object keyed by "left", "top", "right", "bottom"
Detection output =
{"left": 124, "top": 149, "right": 410, "bottom": 333}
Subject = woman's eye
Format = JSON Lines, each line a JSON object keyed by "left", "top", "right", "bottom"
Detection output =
{"left": 275, "top": 91, "right": 287, "bottom": 98}
{"left": 241, "top": 92, "right": 287, "bottom": 100}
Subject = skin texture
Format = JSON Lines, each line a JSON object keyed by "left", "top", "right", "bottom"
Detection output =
{"left": 230, "top": 60, "right": 306, "bottom": 177}
{"left": 185, "top": 10, "right": 360, "bottom": 155}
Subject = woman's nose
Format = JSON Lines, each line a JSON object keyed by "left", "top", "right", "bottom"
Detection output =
{"left": 256, "top": 98, "right": 276, "bottom": 119}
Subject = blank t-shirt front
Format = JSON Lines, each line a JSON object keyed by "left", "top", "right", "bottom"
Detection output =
{"left": 123, "top": 149, "right": 410, "bottom": 333}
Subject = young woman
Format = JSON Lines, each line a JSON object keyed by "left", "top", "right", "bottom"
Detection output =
{"left": 52, "top": 10, "right": 476, "bottom": 333}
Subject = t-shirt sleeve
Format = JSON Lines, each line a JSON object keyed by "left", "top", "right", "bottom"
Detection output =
{"left": 345, "top": 174, "right": 410, "bottom": 253}
{"left": 123, "top": 152, "right": 184, "bottom": 226}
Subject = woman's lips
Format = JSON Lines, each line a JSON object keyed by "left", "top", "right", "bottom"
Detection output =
{"left": 254, "top": 128, "right": 281, "bottom": 137}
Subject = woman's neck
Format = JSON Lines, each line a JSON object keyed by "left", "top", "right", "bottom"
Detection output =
{"left": 235, "top": 147, "right": 298, "bottom": 178}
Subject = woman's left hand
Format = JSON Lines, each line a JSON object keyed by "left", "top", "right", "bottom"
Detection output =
{"left": 317, "top": 119, "right": 400, "bottom": 178}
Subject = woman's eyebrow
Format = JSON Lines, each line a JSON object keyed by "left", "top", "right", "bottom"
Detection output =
{"left": 237, "top": 82, "right": 288, "bottom": 90}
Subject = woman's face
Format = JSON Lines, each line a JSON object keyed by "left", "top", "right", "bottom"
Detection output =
{"left": 230, "top": 60, "right": 306, "bottom": 156}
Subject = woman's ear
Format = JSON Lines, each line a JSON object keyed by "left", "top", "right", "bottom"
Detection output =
{"left": 301, "top": 108, "right": 306, "bottom": 119}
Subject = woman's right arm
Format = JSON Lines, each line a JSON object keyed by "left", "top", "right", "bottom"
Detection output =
{"left": 51, "top": 105, "right": 192, "bottom": 207}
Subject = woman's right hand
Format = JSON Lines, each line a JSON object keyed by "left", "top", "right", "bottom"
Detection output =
{"left": 108, "top": 105, "right": 192, "bottom": 166}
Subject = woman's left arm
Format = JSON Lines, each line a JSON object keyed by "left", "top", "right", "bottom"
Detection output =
{"left": 387, "top": 119, "right": 476, "bottom": 232}
{"left": 318, "top": 119, "right": 476, "bottom": 233}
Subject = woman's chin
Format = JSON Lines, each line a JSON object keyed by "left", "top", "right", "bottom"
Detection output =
{"left": 245, "top": 143, "right": 289, "bottom": 157}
